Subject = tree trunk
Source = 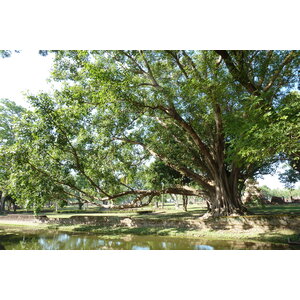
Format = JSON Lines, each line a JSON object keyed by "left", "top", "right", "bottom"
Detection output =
{"left": 175, "top": 195, "right": 179, "bottom": 209}
{"left": 0, "top": 191, "right": 3, "bottom": 213}
{"left": 78, "top": 200, "right": 84, "bottom": 210}
{"left": 0, "top": 196, "right": 4, "bottom": 213}
{"left": 12, "top": 201, "right": 17, "bottom": 213}
{"left": 205, "top": 170, "right": 247, "bottom": 217}
{"left": 170, "top": 194, "right": 179, "bottom": 209}
{"left": 0, "top": 191, "right": 8, "bottom": 213}
{"left": 182, "top": 195, "right": 188, "bottom": 212}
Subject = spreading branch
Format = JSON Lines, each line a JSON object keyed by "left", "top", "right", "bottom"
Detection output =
{"left": 215, "top": 50, "right": 259, "bottom": 95}
{"left": 263, "top": 51, "right": 297, "bottom": 92}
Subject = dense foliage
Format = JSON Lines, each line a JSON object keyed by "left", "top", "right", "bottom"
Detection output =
{"left": 0, "top": 99, "right": 26, "bottom": 211}
{"left": 1, "top": 50, "right": 299, "bottom": 216}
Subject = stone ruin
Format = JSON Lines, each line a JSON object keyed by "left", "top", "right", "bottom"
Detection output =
{"left": 270, "top": 196, "right": 285, "bottom": 204}
{"left": 242, "top": 179, "right": 268, "bottom": 205}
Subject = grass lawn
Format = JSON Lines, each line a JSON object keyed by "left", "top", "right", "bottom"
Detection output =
{"left": 250, "top": 204, "right": 300, "bottom": 215}
{"left": 40, "top": 203, "right": 300, "bottom": 220}
{"left": 4, "top": 203, "right": 300, "bottom": 220}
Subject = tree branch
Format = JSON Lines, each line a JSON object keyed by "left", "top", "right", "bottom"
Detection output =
{"left": 215, "top": 50, "right": 259, "bottom": 95}
{"left": 263, "top": 51, "right": 297, "bottom": 92}
{"left": 182, "top": 50, "right": 202, "bottom": 80}
{"left": 139, "top": 50, "right": 161, "bottom": 88}
{"left": 163, "top": 105, "right": 216, "bottom": 172}
{"left": 27, "top": 160, "right": 100, "bottom": 203}
{"left": 165, "top": 50, "right": 189, "bottom": 79}
{"left": 115, "top": 137, "right": 214, "bottom": 192}
{"left": 47, "top": 114, "right": 111, "bottom": 198}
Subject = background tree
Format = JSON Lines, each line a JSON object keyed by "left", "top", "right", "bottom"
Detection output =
{"left": 0, "top": 99, "right": 26, "bottom": 212}
{"left": 145, "top": 160, "right": 192, "bottom": 210}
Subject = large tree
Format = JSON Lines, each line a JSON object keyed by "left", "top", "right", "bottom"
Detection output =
{"left": 5, "top": 50, "right": 300, "bottom": 216}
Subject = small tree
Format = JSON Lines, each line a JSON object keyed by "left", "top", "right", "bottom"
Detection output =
{"left": 279, "top": 167, "right": 300, "bottom": 200}
{"left": 145, "top": 160, "right": 192, "bottom": 210}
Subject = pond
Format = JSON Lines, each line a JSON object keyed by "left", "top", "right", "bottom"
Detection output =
{"left": 0, "top": 226, "right": 297, "bottom": 250}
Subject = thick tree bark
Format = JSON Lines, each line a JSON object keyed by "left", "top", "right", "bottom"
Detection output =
{"left": 204, "top": 170, "right": 247, "bottom": 217}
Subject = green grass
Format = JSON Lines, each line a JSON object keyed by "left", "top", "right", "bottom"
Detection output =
{"left": 249, "top": 204, "right": 300, "bottom": 215}
{"left": 45, "top": 204, "right": 300, "bottom": 221}
{"left": 39, "top": 204, "right": 206, "bottom": 219}
{"left": 10, "top": 202, "right": 300, "bottom": 215}
{"left": 5, "top": 203, "right": 300, "bottom": 221}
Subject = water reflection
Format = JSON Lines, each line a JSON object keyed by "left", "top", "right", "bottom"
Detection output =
{"left": 98, "top": 240, "right": 105, "bottom": 246}
{"left": 0, "top": 228, "right": 296, "bottom": 250}
{"left": 132, "top": 246, "right": 150, "bottom": 250}
{"left": 195, "top": 245, "right": 214, "bottom": 250}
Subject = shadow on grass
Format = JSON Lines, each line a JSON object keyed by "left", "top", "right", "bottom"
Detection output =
{"left": 134, "top": 209, "right": 207, "bottom": 220}
{"left": 46, "top": 207, "right": 300, "bottom": 238}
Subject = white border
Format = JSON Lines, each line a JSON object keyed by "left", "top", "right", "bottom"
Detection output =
{"left": 1, "top": 1, "right": 300, "bottom": 299}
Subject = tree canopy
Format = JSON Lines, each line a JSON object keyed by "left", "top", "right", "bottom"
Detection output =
{"left": 1, "top": 50, "right": 299, "bottom": 216}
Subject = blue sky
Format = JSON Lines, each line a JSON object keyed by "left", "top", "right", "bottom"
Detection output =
{"left": 0, "top": 50, "right": 298, "bottom": 189}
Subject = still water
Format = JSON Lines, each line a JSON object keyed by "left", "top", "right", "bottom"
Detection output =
{"left": 0, "top": 227, "right": 296, "bottom": 250}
